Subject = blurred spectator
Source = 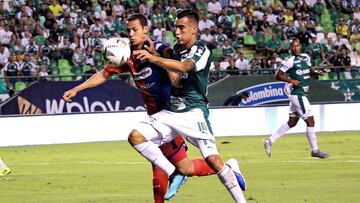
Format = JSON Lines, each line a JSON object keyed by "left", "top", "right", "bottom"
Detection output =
{"left": 37, "top": 51, "right": 50, "bottom": 67}
{"left": 18, "top": 53, "right": 37, "bottom": 82}
{"left": 221, "top": 39, "right": 236, "bottom": 59}
{"left": 198, "top": 14, "right": 215, "bottom": 32}
{"left": 74, "top": 9, "right": 88, "bottom": 26}
{"left": 217, "top": 8, "right": 232, "bottom": 36}
{"left": 3, "top": 53, "right": 19, "bottom": 88}
{"left": 265, "top": 33, "right": 282, "bottom": 56}
{"left": 151, "top": 8, "right": 165, "bottom": 28}
{"left": 283, "top": 20, "right": 296, "bottom": 39}
{"left": 90, "top": 30, "right": 103, "bottom": 52}
{"left": 340, "top": 48, "right": 352, "bottom": 79}
{"left": 209, "top": 60, "right": 227, "bottom": 83}
{"left": 11, "top": 38, "right": 24, "bottom": 54}
{"left": 248, "top": 58, "right": 262, "bottom": 75}
{"left": 256, "top": 13, "right": 270, "bottom": 35}
{"left": 307, "top": 34, "right": 323, "bottom": 61}
{"left": 89, "top": 18, "right": 104, "bottom": 37}
{"left": 319, "top": 50, "right": 332, "bottom": 67}
{"left": 49, "top": 0, "right": 63, "bottom": 18}
{"left": 208, "top": 0, "right": 222, "bottom": 16}
{"left": 38, "top": 65, "right": 50, "bottom": 81}
{"left": 153, "top": 23, "right": 166, "bottom": 40}
{"left": 157, "top": 30, "right": 171, "bottom": 46}
{"left": 0, "top": 44, "right": 10, "bottom": 68}
{"left": 139, "top": 0, "right": 151, "bottom": 16}
{"left": 0, "top": 24, "right": 13, "bottom": 48}
{"left": 336, "top": 18, "right": 350, "bottom": 38}
{"left": 72, "top": 47, "right": 86, "bottom": 71}
{"left": 245, "top": 14, "right": 256, "bottom": 35}
{"left": 296, "top": 26, "right": 312, "bottom": 46}
{"left": 214, "top": 27, "right": 227, "bottom": 47}
{"left": 234, "top": 52, "right": 249, "bottom": 75}
{"left": 200, "top": 28, "right": 216, "bottom": 50}
{"left": 350, "top": 29, "right": 360, "bottom": 51}
{"left": 24, "top": 37, "right": 39, "bottom": 56}
{"left": 196, "top": 0, "right": 208, "bottom": 14}
{"left": 57, "top": 35, "right": 73, "bottom": 60}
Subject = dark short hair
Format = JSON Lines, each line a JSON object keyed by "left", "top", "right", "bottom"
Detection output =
{"left": 127, "top": 13, "right": 147, "bottom": 27}
{"left": 290, "top": 38, "right": 300, "bottom": 46}
{"left": 176, "top": 9, "right": 199, "bottom": 23}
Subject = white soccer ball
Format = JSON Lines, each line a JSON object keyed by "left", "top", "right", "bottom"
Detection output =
{"left": 102, "top": 38, "right": 131, "bottom": 67}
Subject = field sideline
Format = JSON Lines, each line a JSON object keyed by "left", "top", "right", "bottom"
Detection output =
{"left": 0, "top": 131, "right": 359, "bottom": 203}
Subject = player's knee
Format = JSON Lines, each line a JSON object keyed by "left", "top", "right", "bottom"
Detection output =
{"left": 305, "top": 117, "right": 315, "bottom": 127}
{"left": 205, "top": 155, "right": 223, "bottom": 172}
{"left": 128, "top": 130, "right": 147, "bottom": 146}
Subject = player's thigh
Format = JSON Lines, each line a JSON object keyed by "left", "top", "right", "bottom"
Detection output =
{"left": 155, "top": 108, "right": 215, "bottom": 141}
{"left": 289, "top": 95, "right": 312, "bottom": 119}
{"left": 134, "top": 117, "right": 175, "bottom": 145}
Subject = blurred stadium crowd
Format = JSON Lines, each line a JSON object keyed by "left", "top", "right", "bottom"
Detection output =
{"left": 0, "top": 0, "right": 360, "bottom": 92}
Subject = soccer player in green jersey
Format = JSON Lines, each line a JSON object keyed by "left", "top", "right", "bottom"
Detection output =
{"left": 263, "top": 39, "right": 329, "bottom": 159}
{"left": 130, "top": 9, "right": 247, "bottom": 202}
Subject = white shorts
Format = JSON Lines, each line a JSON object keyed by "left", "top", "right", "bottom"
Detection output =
{"left": 288, "top": 95, "right": 313, "bottom": 120}
{"left": 134, "top": 108, "right": 219, "bottom": 158}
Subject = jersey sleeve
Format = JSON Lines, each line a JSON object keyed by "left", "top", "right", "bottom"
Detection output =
{"left": 304, "top": 54, "right": 312, "bottom": 66}
{"left": 103, "top": 62, "right": 129, "bottom": 74}
{"left": 279, "top": 56, "right": 293, "bottom": 73}
{"left": 154, "top": 40, "right": 168, "bottom": 56}
{"left": 187, "top": 44, "right": 211, "bottom": 72}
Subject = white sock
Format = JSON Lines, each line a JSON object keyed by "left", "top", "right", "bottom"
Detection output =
{"left": 306, "top": 127, "right": 319, "bottom": 151}
{"left": 0, "top": 158, "right": 9, "bottom": 169}
{"left": 269, "top": 123, "right": 290, "bottom": 143}
{"left": 217, "top": 164, "right": 247, "bottom": 203}
{"left": 134, "top": 142, "right": 175, "bottom": 176}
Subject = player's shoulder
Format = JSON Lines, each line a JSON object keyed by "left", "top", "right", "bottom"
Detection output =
{"left": 283, "top": 55, "right": 295, "bottom": 63}
{"left": 300, "top": 53, "right": 310, "bottom": 59}
{"left": 300, "top": 53, "right": 311, "bottom": 62}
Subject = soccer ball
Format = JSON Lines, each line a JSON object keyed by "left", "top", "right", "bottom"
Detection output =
{"left": 102, "top": 38, "right": 131, "bottom": 67}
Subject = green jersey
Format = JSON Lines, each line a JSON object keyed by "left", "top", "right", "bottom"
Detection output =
{"left": 280, "top": 53, "right": 312, "bottom": 96}
{"left": 167, "top": 40, "right": 211, "bottom": 113}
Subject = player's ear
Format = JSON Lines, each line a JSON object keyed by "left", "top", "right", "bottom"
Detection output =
{"left": 143, "top": 26, "right": 149, "bottom": 34}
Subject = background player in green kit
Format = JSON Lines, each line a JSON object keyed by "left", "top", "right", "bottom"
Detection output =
{"left": 263, "top": 38, "right": 329, "bottom": 159}
{"left": 130, "top": 9, "right": 247, "bottom": 202}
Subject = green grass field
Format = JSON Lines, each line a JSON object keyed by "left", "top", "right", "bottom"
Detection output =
{"left": 0, "top": 131, "right": 359, "bottom": 203}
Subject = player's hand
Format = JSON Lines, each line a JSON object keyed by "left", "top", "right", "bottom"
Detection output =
{"left": 291, "top": 79, "right": 300, "bottom": 87}
{"left": 134, "top": 50, "right": 154, "bottom": 62}
{"left": 63, "top": 89, "right": 77, "bottom": 102}
{"left": 142, "top": 36, "right": 156, "bottom": 54}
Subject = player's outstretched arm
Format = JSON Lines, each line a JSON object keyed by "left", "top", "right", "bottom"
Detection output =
{"left": 134, "top": 50, "right": 194, "bottom": 73}
{"left": 63, "top": 70, "right": 112, "bottom": 102}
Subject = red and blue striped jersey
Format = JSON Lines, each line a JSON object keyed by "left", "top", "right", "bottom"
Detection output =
{"left": 104, "top": 41, "right": 171, "bottom": 115}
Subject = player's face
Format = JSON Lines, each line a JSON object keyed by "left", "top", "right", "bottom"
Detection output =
{"left": 127, "top": 19, "right": 148, "bottom": 49}
{"left": 291, "top": 40, "right": 302, "bottom": 56}
{"left": 175, "top": 17, "right": 197, "bottom": 49}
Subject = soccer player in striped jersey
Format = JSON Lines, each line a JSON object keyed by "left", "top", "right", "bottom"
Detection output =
{"left": 263, "top": 38, "right": 329, "bottom": 159}
{"left": 63, "top": 13, "right": 215, "bottom": 203}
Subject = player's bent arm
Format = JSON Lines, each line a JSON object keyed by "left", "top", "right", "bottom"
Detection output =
{"left": 310, "top": 68, "right": 323, "bottom": 78}
{"left": 275, "top": 69, "right": 300, "bottom": 87}
{"left": 155, "top": 57, "right": 194, "bottom": 73}
{"left": 134, "top": 50, "right": 194, "bottom": 73}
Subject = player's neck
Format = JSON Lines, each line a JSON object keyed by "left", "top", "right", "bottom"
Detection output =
{"left": 132, "top": 44, "right": 143, "bottom": 50}
{"left": 180, "top": 38, "right": 197, "bottom": 51}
